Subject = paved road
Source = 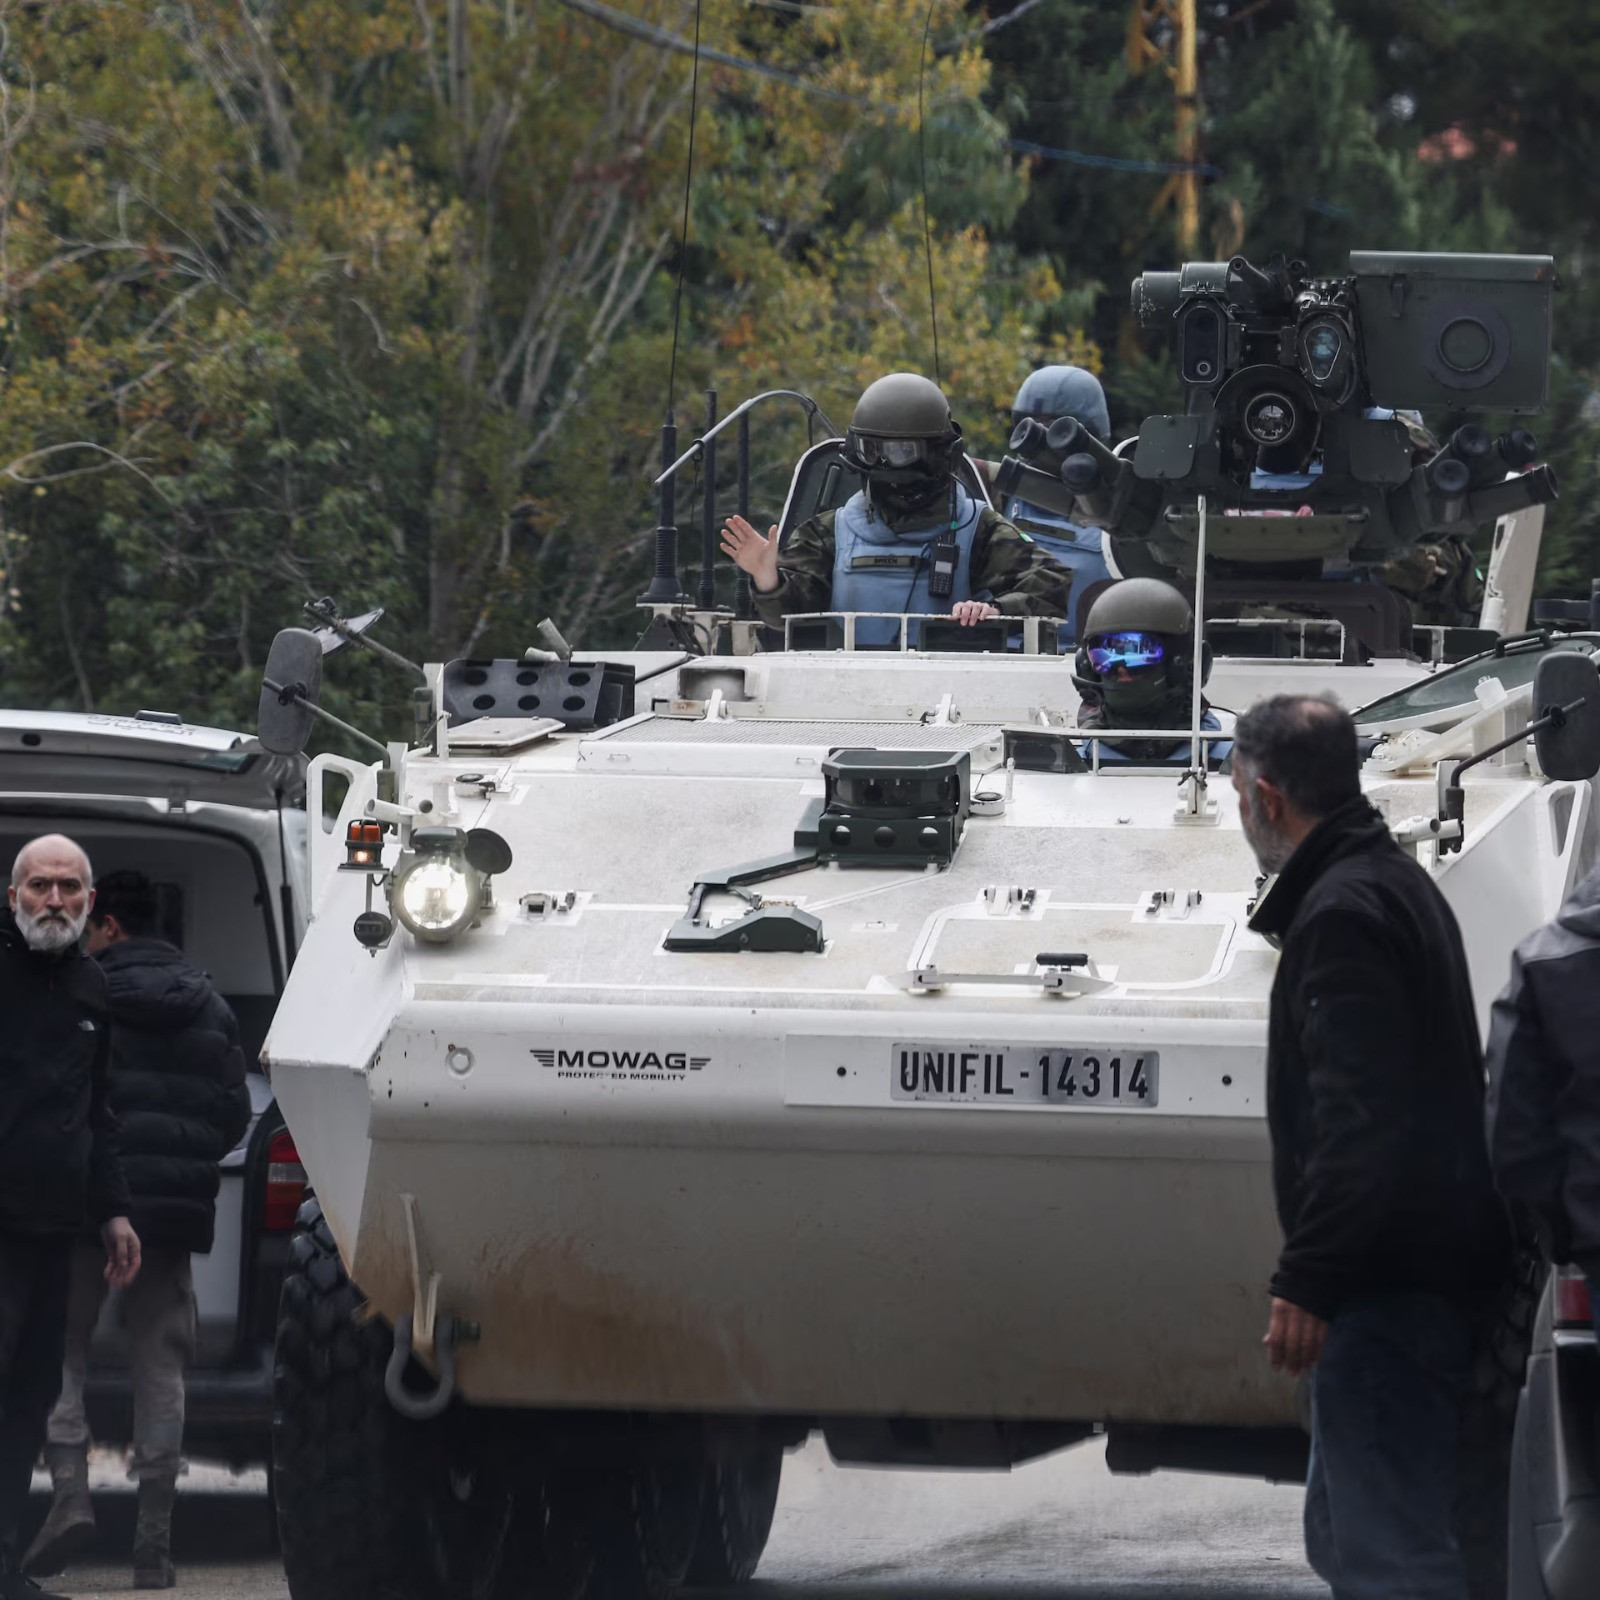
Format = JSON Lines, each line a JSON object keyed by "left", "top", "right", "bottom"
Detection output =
{"left": 32, "top": 1438, "right": 1324, "bottom": 1598}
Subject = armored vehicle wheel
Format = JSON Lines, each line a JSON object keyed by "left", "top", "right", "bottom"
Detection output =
{"left": 274, "top": 1198, "right": 419, "bottom": 1599}
{"left": 685, "top": 1446, "right": 783, "bottom": 1588}
{"left": 528, "top": 1440, "right": 704, "bottom": 1600}
{"left": 274, "top": 1198, "right": 545, "bottom": 1600}
{"left": 582, "top": 1452, "right": 704, "bottom": 1600}
{"left": 412, "top": 1407, "right": 548, "bottom": 1600}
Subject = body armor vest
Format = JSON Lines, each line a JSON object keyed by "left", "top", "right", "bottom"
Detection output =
{"left": 1005, "top": 498, "right": 1111, "bottom": 648}
{"left": 831, "top": 487, "right": 982, "bottom": 647}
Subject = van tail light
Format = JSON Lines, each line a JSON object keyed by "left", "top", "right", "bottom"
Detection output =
{"left": 264, "top": 1129, "right": 307, "bottom": 1233}
{"left": 1554, "top": 1266, "right": 1595, "bottom": 1332}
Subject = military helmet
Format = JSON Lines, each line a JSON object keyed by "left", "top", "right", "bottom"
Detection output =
{"left": 1012, "top": 365, "right": 1111, "bottom": 441}
{"left": 850, "top": 372, "right": 954, "bottom": 441}
{"left": 842, "top": 374, "right": 962, "bottom": 519}
{"left": 1073, "top": 578, "right": 1209, "bottom": 711}
{"left": 1083, "top": 577, "right": 1193, "bottom": 638}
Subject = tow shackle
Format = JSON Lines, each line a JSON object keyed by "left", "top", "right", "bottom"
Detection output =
{"left": 384, "top": 1312, "right": 459, "bottom": 1422}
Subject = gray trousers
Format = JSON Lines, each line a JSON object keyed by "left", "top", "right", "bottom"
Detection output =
{"left": 45, "top": 1241, "right": 195, "bottom": 1481}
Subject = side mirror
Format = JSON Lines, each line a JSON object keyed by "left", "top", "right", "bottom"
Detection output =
{"left": 1533, "top": 651, "right": 1600, "bottom": 781}
{"left": 258, "top": 628, "right": 325, "bottom": 755}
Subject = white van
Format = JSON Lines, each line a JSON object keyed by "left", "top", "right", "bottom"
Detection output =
{"left": 0, "top": 708, "right": 307, "bottom": 1469}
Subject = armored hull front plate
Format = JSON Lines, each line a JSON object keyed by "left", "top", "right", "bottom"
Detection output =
{"left": 266, "top": 648, "right": 1597, "bottom": 1428}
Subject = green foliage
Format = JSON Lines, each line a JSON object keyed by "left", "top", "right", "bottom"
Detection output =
{"left": 0, "top": 0, "right": 1076, "bottom": 736}
{"left": 0, "top": 0, "right": 1595, "bottom": 745}
{"left": 986, "top": 0, "right": 1597, "bottom": 588}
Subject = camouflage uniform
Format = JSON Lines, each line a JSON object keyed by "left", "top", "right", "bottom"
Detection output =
{"left": 1381, "top": 412, "right": 1485, "bottom": 627}
{"left": 751, "top": 505, "right": 1072, "bottom": 628}
{"left": 1381, "top": 534, "right": 1484, "bottom": 628}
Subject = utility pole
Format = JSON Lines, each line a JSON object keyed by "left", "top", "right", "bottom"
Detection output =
{"left": 1127, "top": 0, "right": 1200, "bottom": 256}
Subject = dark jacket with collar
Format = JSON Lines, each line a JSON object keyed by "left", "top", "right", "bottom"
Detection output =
{"left": 0, "top": 906, "right": 130, "bottom": 1233}
{"left": 96, "top": 938, "right": 251, "bottom": 1254}
{"left": 1485, "top": 866, "right": 1600, "bottom": 1277}
{"left": 1248, "top": 797, "right": 1511, "bottom": 1320}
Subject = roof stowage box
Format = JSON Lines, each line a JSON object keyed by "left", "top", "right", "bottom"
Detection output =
{"left": 1351, "top": 251, "right": 1556, "bottom": 414}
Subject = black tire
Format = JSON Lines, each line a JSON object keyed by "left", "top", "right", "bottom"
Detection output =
{"left": 411, "top": 1406, "right": 547, "bottom": 1600}
{"left": 264, "top": 1457, "right": 280, "bottom": 1553}
{"left": 685, "top": 1448, "right": 782, "bottom": 1588}
{"left": 1457, "top": 1253, "right": 1544, "bottom": 1600}
{"left": 523, "top": 1470, "right": 599, "bottom": 1600}
{"left": 586, "top": 1454, "right": 705, "bottom": 1600}
{"left": 273, "top": 1197, "right": 419, "bottom": 1600}
{"left": 275, "top": 1198, "right": 539, "bottom": 1600}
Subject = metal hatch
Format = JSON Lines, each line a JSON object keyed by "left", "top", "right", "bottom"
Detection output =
{"left": 0, "top": 710, "right": 304, "bottom": 810}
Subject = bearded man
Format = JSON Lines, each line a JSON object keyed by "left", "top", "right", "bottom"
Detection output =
{"left": 0, "top": 835, "right": 138, "bottom": 1600}
{"left": 1232, "top": 699, "right": 1509, "bottom": 1600}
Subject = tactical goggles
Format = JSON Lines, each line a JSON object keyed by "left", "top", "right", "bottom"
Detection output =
{"left": 1085, "top": 631, "right": 1167, "bottom": 675}
{"left": 845, "top": 433, "right": 943, "bottom": 471}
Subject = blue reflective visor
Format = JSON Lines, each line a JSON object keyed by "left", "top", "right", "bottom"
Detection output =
{"left": 1085, "top": 630, "right": 1167, "bottom": 675}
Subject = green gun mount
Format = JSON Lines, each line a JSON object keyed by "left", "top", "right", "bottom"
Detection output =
{"left": 995, "top": 251, "right": 1560, "bottom": 580}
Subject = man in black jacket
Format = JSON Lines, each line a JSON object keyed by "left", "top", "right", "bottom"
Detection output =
{"left": 0, "top": 835, "right": 138, "bottom": 1600}
{"left": 1235, "top": 695, "right": 1510, "bottom": 1600}
{"left": 22, "top": 871, "right": 248, "bottom": 1591}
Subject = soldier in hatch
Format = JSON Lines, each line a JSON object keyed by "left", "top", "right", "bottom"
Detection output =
{"left": 1371, "top": 411, "right": 1484, "bottom": 626}
{"left": 1382, "top": 534, "right": 1484, "bottom": 627}
{"left": 999, "top": 365, "right": 1115, "bottom": 645}
{"left": 719, "top": 372, "right": 1069, "bottom": 648}
{"left": 1073, "top": 579, "right": 1231, "bottom": 767}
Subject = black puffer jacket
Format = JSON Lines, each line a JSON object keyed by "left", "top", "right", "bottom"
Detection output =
{"left": 0, "top": 907, "right": 129, "bottom": 1232}
{"left": 1486, "top": 867, "right": 1600, "bottom": 1275}
{"left": 1249, "top": 797, "right": 1512, "bottom": 1319}
{"left": 96, "top": 938, "right": 251, "bottom": 1254}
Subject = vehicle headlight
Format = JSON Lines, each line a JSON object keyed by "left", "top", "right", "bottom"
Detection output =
{"left": 389, "top": 828, "right": 481, "bottom": 943}
{"left": 398, "top": 858, "right": 475, "bottom": 933}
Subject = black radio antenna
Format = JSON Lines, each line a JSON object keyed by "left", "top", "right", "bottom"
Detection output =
{"left": 918, "top": 0, "right": 942, "bottom": 387}
{"left": 666, "top": 0, "right": 705, "bottom": 412}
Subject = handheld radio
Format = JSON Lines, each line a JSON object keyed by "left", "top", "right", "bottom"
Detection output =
{"left": 927, "top": 486, "right": 960, "bottom": 599}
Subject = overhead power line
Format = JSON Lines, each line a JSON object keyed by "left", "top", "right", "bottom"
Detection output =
{"left": 553, "top": 0, "right": 1221, "bottom": 176}
{"left": 554, "top": 0, "right": 1375, "bottom": 216}
{"left": 982, "top": 0, "right": 1051, "bottom": 33}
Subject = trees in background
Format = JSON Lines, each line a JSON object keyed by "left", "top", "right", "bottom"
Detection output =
{"left": 984, "top": 0, "right": 1598, "bottom": 585}
{"left": 0, "top": 0, "right": 1595, "bottom": 731}
{"left": 0, "top": 0, "right": 698, "bottom": 724}
{"left": 0, "top": 0, "right": 1065, "bottom": 727}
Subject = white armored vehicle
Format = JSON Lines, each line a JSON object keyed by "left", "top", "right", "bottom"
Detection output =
{"left": 259, "top": 568, "right": 1600, "bottom": 1600}
{"left": 259, "top": 254, "right": 1589, "bottom": 1600}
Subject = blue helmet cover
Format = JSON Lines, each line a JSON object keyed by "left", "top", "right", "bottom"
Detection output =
{"left": 1011, "top": 365, "right": 1111, "bottom": 440}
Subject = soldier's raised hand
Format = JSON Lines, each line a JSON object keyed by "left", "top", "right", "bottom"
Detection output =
{"left": 720, "top": 515, "right": 782, "bottom": 593}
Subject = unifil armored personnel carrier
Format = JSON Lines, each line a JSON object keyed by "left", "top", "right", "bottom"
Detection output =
{"left": 258, "top": 252, "right": 1592, "bottom": 1600}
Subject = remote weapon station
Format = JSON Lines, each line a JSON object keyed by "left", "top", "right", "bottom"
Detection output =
{"left": 260, "top": 251, "right": 1594, "bottom": 1600}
